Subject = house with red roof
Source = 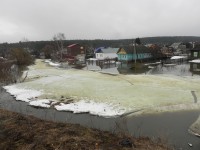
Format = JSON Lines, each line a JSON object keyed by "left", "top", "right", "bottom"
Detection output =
{"left": 62, "top": 44, "right": 86, "bottom": 64}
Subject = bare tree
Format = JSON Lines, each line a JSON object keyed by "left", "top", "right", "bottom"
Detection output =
{"left": 20, "top": 37, "right": 29, "bottom": 50}
{"left": 53, "top": 33, "right": 66, "bottom": 60}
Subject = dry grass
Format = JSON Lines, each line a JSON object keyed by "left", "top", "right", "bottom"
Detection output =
{"left": 0, "top": 109, "right": 171, "bottom": 150}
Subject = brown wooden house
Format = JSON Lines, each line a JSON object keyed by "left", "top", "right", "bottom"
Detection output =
{"left": 67, "top": 44, "right": 85, "bottom": 56}
{"left": 160, "top": 46, "right": 173, "bottom": 58}
{"left": 62, "top": 44, "right": 86, "bottom": 64}
{"left": 148, "top": 44, "right": 164, "bottom": 60}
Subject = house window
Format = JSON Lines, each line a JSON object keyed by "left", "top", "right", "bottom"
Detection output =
{"left": 194, "top": 52, "right": 198, "bottom": 57}
{"left": 193, "top": 64, "right": 197, "bottom": 69}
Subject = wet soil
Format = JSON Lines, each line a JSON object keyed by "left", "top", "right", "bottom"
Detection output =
{"left": 0, "top": 109, "right": 170, "bottom": 150}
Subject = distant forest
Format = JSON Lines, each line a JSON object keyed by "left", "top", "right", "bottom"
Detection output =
{"left": 1, "top": 36, "right": 200, "bottom": 57}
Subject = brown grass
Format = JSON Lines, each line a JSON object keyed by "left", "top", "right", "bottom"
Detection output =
{"left": 0, "top": 109, "right": 172, "bottom": 150}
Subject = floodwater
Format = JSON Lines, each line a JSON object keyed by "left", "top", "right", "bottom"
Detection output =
{"left": 88, "top": 60, "right": 199, "bottom": 76}
{"left": 1, "top": 86, "right": 200, "bottom": 150}
{"left": 119, "top": 63, "right": 197, "bottom": 76}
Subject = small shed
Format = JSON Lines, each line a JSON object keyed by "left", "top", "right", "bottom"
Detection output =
{"left": 190, "top": 48, "right": 200, "bottom": 59}
{"left": 189, "top": 59, "right": 200, "bottom": 73}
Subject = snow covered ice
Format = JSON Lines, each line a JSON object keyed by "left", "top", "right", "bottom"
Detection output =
{"left": 3, "top": 59, "right": 200, "bottom": 117}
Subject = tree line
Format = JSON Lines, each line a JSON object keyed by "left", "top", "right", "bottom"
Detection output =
{"left": 0, "top": 36, "right": 200, "bottom": 61}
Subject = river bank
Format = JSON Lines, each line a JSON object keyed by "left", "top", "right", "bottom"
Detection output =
{"left": 1, "top": 86, "right": 200, "bottom": 149}
{"left": 0, "top": 108, "right": 171, "bottom": 150}
{"left": 1, "top": 59, "right": 200, "bottom": 149}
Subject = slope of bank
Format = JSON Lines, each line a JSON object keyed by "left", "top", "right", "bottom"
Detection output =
{"left": 0, "top": 109, "right": 170, "bottom": 150}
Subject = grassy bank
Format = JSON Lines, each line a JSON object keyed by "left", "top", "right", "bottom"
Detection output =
{"left": 0, "top": 109, "right": 171, "bottom": 150}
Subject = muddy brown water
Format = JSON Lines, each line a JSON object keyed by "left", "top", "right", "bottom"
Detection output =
{"left": 0, "top": 86, "right": 200, "bottom": 150}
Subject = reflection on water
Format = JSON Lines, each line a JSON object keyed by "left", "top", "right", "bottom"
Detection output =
{"left": 125, "top": 112, "right": 200, "bottom": 149}
{"left": 87, "top": 61, "right": 199, "bottom": 76}
{"left": 147, "top": 63, "right": 193, "bottom": 76}
{"left": 119, "top": 63, "right": 200, "bottom": 76}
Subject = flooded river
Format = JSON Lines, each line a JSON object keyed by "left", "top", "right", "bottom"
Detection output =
{"left": 1, "top": 86, "right": 200, "bottom": 150}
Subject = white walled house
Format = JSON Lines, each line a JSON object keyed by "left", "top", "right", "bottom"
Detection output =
{"left": 95, "top": 47, "right": 119, "bottom": 60}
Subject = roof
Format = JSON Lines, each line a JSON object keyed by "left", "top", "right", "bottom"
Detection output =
{"left": 170, "top": 42, "right": 183, "bottom": 49}
{"left": 170, "top": 56, "right": 187, "bottom": 60}
{"left": 190, "top": 49, "right": 200, "bottom": 51}
{"left": 101, "top": 48, "right": 119, "bottom": 53}
{"left": 190, "top": 45, "right": 200, "bottom": 51}
{"left": 67, "top": 43, "right": 79, "bottom": 48}
{"left": 117, "top": 45, "right": 151, "bottom": 54}
{"left": 94, "top": 47, "right": 105, "bottom": 53}
{"left": 95, "top": 47, "right": 119, "bottom": 53}
{"left": 189, "top": 59, "right": 200, "bottom": 64}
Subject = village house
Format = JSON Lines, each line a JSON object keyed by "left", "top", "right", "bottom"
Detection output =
{"left": 60, "top": 43, "right": 86, "bottom": 64}
{"left": 94, "top": 47, "right": 118, "bottom": 60}
{"left": 147, "top": 44, "right": 164, "bottom": 60}
{"left": 170, "top": 42, "right": 190, "bottom": 55}
{"left": 190, "top": 45, "right": 200, "bottom": 59}
{"left": 117, "top": 45, "right": 152, "bottom": 63}
{"left": 189, "top": 44, "right": 200, "bottom": 73}
{"left": 160, "top": 46, "right": 174, "bottom": 58}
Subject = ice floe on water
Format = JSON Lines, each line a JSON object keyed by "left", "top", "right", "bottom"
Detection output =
{"left": 3, "top": 83, "right": 125, "bottom": 117}
{"left": 3, "top": 85, "right": 42, "bottom": 102}
{"left": 29, "top": 99, "right": 56, "bottom": 108}
{"left": 55, "top": 100, "right": 125, "bottom": 117}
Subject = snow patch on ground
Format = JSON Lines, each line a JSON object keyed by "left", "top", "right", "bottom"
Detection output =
{"left": 44, "top": 59, "right": 61, "bottom": 67}
{"left": 170, "top": 56, "right": 187, "bottom": 59}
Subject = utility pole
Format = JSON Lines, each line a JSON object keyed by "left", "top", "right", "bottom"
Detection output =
{"left": 134, "top": 42, "right": 137, "bottom": 66}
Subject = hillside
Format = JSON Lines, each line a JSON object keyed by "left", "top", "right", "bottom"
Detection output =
{"left": 0, "top": 36, "right": 200, "bottom": 57}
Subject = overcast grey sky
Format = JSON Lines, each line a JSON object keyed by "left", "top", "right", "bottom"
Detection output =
{"left": 0, "top": 0, "right": 200, "bottom": 43}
